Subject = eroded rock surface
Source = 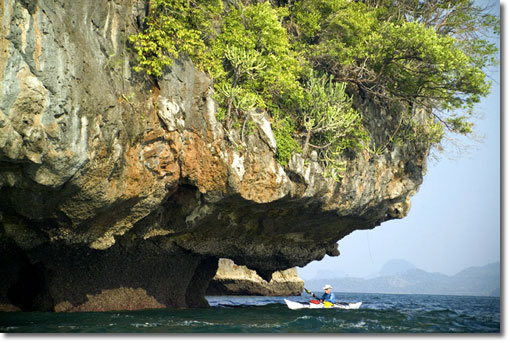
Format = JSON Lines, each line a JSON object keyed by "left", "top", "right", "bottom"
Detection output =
{"left": 0, "top": 0, "right": 429, "bottom": 311}
{"left": 206, "top": 259, "right": 304, "bottom": 296}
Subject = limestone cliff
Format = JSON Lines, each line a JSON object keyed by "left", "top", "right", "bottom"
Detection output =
{"left": 0, "top": 0, "right": 429, "bottom": 311}
{"left": 206, "top": 259, "right": 304, "bottom": 296}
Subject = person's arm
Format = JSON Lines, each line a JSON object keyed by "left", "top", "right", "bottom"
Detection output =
{"left": 329, "top": 293, "right": 335, "bottom": 303}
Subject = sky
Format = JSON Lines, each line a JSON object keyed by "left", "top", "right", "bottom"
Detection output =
{"left": 298, "top": 0, "right": 502, "bottom": 280}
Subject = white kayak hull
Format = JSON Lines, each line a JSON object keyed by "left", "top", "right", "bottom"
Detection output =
{"left": 284, "top": 299, "right": 362, "bottom": 310}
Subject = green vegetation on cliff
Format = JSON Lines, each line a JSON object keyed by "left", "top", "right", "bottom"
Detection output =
{"left": 130, "top": 0, "right": 498, "bottom": 171}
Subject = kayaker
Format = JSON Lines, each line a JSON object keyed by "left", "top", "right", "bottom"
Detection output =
{"left": 312, "top": 284, "right": 336, "bottom": 304}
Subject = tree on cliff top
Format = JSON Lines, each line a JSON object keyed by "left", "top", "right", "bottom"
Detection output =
{"left": 286, "top": 0, "right": 499, "bottom": 135}
{"left": 130, "top": 0, "right": 499, "bottom": 167}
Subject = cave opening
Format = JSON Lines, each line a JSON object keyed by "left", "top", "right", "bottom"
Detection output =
{"left": 7, "top": 261, "right": 52, "bottom": 311}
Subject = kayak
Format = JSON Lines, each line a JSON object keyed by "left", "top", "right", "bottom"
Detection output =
{"left": 284, "top": 299, "right": 362, "bottom": 310}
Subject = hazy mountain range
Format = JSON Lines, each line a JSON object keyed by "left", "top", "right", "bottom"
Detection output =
{"left": 303, "top": 260, "right": 500, "bottom": 297}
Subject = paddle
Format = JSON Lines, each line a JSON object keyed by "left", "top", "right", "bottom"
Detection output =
{"left": 304, "top": 288, "right": 318, "bottom": 299}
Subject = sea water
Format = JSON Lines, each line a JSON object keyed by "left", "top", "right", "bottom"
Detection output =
{"left": 0, "top": 293, "right": 500, "bottom": 333}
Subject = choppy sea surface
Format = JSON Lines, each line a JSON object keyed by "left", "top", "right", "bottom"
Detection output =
{"left": 0, "top": 293, "right": 500, "bottom": 333}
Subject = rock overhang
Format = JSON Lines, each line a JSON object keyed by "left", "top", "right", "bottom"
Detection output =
{"left": 0, "top": 0, "right": 429, "bottom": 311}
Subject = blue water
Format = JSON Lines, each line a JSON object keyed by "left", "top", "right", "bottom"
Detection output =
{"left": 0, "top": 293, "right": 500, "bottom": 333}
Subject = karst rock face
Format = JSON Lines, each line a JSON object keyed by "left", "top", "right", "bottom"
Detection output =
{"left": 0, "top": 0, "right": 429, "bottom": 311}
{"left": 206, "top": 259, "right": 304, "bottom": 296}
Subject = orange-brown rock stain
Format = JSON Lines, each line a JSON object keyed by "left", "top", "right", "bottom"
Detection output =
{"left": 240, "top": 157, "right": 280, "bottom": 203}
{"left": 113, "top": 145, "right": 160, "bottom": 200}
{"left": 180, "top": 131, "right": 228, "bottom": 194}
{"left": 141, "top": 129, "right": 181, "bottom": 186}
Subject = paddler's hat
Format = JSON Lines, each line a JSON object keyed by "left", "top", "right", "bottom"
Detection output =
{"left": 323, "top": 284, "right": 333, "bottom": 290}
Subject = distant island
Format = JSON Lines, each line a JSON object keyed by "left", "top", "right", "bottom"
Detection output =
{"left": 302, "top": 260, "right": 500, "bottom": 297}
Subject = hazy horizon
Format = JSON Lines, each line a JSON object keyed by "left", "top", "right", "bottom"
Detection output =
{"left": 298, "top": 258, "right": 501, "bottom": 280}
